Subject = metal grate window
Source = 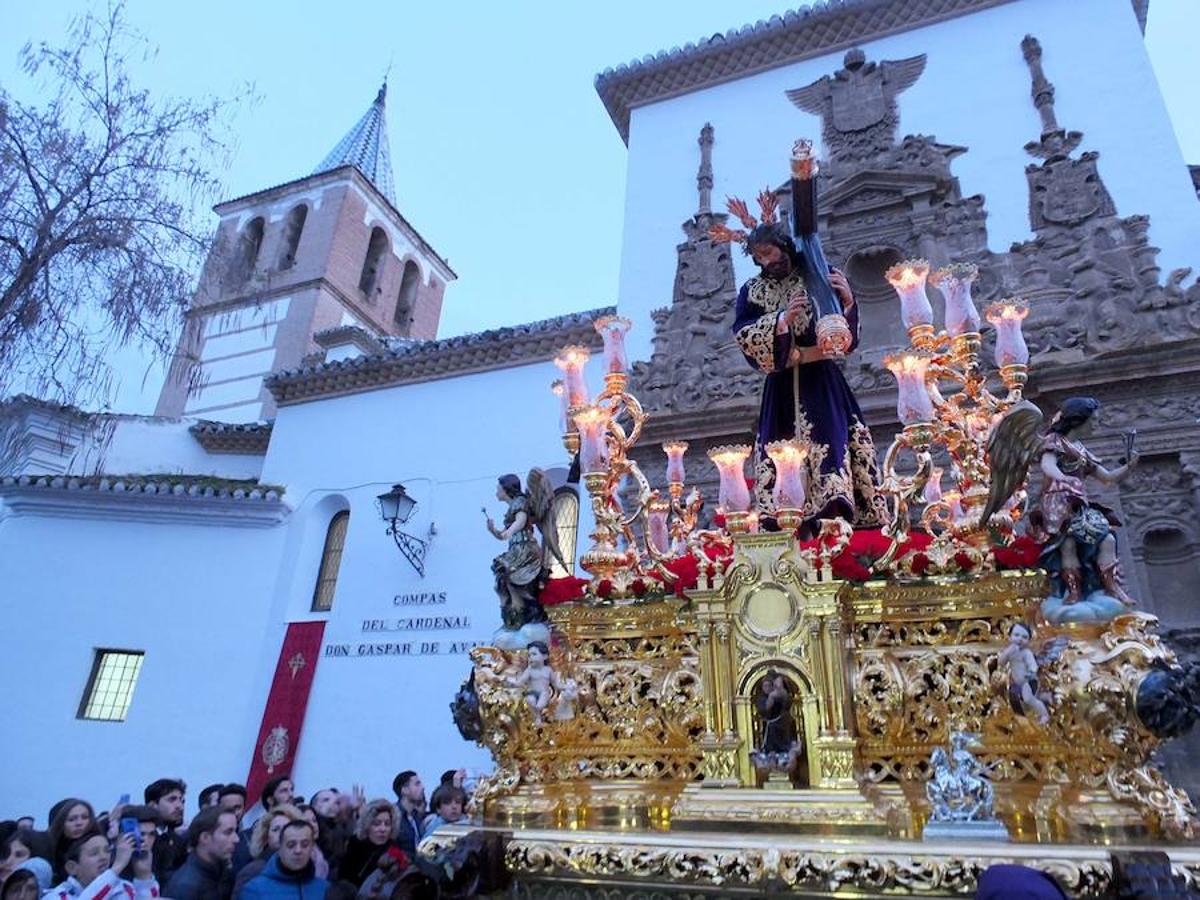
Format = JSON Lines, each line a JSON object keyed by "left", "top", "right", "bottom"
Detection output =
{"left": 549, "top": 489, "right": 579, "bottom": 578}
{"left": 311, "top": 510, "right": 350, "bottom": 611}
{"left": 78, "top": 650, "right": 144, "bottom": 721}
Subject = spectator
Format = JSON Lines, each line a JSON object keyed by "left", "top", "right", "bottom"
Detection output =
{"left": 258, "top": 778, "right": 294, "bottom": 814}
{"left": 389, "top": 773, "right": 425, "bottom": 858}
{"left": 144, "top": 779, "right": 187, "bottom": 885}
{"left": 12, "top": 822, "right": 32, "bottom": 836}
{"left": 422, "top": 786, "right": 466, "bottom": 834}
{"left": 46, "top": 801, "right": 96, "bottom": 882}
{"left": 308, "top": 790, "right": 354, "bottom": 881}
{"left": 165, "top": 808, "right": 237, "bottom": 900}
{"left": 198, "top": 787, "right": 223, "bottom": 812}
{"left": 15, "top": 859, "right": 52, "bottom": 894}
{"left": 113, "top": 807, "right": 159, "bottom": 885}
{"left": 216, "top": 787, "right": 250, "bottom": 875}
{"left": 438, "top": 770, "right": 466, "bottom": 790}
{"left": 0, "top": 831, "right": 34, "bottom": 884}
{"left": 239, "top": 821, "right": 325, "bottom": 900}
{"left": 338, "top": 800, "right": 398, "bottom": 887}
{"left": 231, "top": 806, "right": 302, "bottom": 899}
{"left": 292, "top": 807, "right": 328, "bottom": 880}
{"left": 1, "top": 869, "right": 39, "bottom": 900}
{"left": 46, "top": 831, "right": 158, "bottom": 900}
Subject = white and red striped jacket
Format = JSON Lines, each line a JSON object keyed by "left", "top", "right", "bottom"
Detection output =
{"left": 44, "top": 871, "right": 159, "bottom": 900}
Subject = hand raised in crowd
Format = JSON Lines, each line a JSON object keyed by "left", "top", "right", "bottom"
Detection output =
{"left": 111, "top": 833, "right": 135, "bottom": 876}
{"left": 828, "top": 268, "right": 855, "bottom": 310}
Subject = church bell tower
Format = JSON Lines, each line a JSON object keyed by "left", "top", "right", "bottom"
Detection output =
{"left": 156, "top": 83, "right": 455, "bottom": 423}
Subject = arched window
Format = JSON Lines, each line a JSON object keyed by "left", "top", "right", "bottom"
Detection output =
{"left": 548, "top": 488, "right": 580, "bottom": 578}
{"left": 359, "top": 227, "right": 388, "bottom": 299}
{"left": 278, "top": 205, "right": 308, "bottom": 269}
{"left": 225, "top": 216, "right": 265, "bottom": 287}
{"left": 394, "top": 260, "right": 421, "bottom": 328}
{"left": 1142, "top": 527, "right": 1200, "bottom": 627}
{"left": 311, "top": 511, "right": 350, "bottom": 611}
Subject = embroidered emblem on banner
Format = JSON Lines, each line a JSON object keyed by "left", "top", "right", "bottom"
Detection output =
{"left": 287, "top": 653, "right": 307, "bottom": 679}
{"left": 262, "top": 725, "right": 289, "bottom": 773}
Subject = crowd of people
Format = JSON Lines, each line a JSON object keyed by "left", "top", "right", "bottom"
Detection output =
{"left": 0, "top": 771, "right": 478, "bottom": 900}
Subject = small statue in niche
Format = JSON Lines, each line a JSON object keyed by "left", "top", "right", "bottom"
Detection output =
{"left": 751, "top": 670, "right": 801, "bottom": 778}
{"left": 926, "top": 731, "right": 996, "bottom": 825}
{"left": 485, "top": 468, "right": 567, "bottom": 631}
{"left": 983, "top": 396, "right": 1140, "bottom": 625}
{"left": 997, "top": 622, "right": 1051, "bottom": 725}
{"left": 509, "top": 641, "right": 554, "bottom": 722}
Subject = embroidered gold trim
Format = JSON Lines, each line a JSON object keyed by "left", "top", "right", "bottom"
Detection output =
{"left": 735, "top": 314, "right": 779, "bottom": 373}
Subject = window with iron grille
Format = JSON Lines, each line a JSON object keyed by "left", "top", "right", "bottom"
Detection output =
{"left": 78, "top": 650, "right": 144, "bottom": 722}
{"left": 312, "top": 510, "right": 350, "bottom": 611}
{"left": 549, "top": 488, "right": 579, "bottom": 578}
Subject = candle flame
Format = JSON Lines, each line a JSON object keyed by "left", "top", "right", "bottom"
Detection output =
{"left": 883, "top": 352, "right": 931, "bottom": 376}
{"left": 663, "top": 441, "right": 689, "bottom": 458}
{"left": 707, "top": 444, "right": 752, "bottom": 466}
{"left": 554, "top": 344, "right": 591, "bottom": 371}
{"left": 573, "top": 405, "right": 608, "bottom": 428}
{"left": 885, "top": 259, "right": 930, "bottom": 290}
{"left": 550, "top": 379, "right": 565, "bottom": 397}
{"left": 985, "top": 299, "right": 1030, "bottom": 323}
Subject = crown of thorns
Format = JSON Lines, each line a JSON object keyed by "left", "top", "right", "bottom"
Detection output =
{"left": 708, "top": 189, "right": 779, "bottom": 245}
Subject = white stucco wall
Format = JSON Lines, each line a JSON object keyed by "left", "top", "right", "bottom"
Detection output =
{"left": 0, "top": 509, "right": 286, "bottom": 817}
{"left": 615, "top": 0, "right": 1200, "bottom": 363}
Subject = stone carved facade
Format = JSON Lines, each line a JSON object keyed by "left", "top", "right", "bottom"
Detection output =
{"left": 628, "top": 39, "right": 1200, "bottom": 790}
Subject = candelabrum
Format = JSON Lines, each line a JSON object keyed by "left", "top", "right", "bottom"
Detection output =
{"left": 877, "top": 260, "right": 1032, "bottom": 571}
{"left": 554, "top": 318, "right": 706, "bottom": 598}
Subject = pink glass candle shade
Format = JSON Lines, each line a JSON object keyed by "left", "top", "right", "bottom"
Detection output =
{"left": 885, "top": 259, "right": 934, "bottom": 331}
{"left": 884, "top": 352, "right": 935, "bottom": 425}
{"left": 551, "top": 379, "right": 570, "bottom": 433}
{"left": 594, "top": 315, "right": 632, "bottom": 375}
{"left": 765, "top": 440, "right": 808, "bottom": 510}
{"left": 986, "top": 300, "right": 1031, "bottom": 367}
{"left": 647, "top": 500, "right": 670, "bottom": 555}
{"left": 663, "top": 441, "right": 688, "bottom": 485}
{"left": 931, "top": 264, "right": 980, "bottom": 337}
{"left": 922, "top": 467, "right": 944, "bottom": 505}
{"left": 573, "top": 405, "right": 610, "bottom": 474}
{"left": 707, "top": 445, "right": 753, "bottom": 513}
{"left": 554, "top": 345, "right": 591, "bottom": 407}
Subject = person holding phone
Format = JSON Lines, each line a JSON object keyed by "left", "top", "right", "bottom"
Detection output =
{"left": 45, "top": 831, "right": 158, "bottom": 900}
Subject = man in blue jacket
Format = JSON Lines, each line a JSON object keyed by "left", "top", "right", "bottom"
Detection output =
{"left": 240, "top": 821, "right": 326, "bottom": 900}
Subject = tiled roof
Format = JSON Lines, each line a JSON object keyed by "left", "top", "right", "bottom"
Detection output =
{"left": 189, "top": 421, "right": 274, "bottom": 455}
{"left": 0, "top": 474, "right": 284, "bottom": 500}
{"left": 593, "top": 0, "right": 1017, "bottom": 143}
{"left": 313, "top": 83, "right": 396, "bottom": 204}
{"left": 267, "top": 306, "right": 613, "bottom": 406}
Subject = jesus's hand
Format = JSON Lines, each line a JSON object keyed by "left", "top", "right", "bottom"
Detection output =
{"left": 829, "top": 268, "right": 855, "bottom": 310}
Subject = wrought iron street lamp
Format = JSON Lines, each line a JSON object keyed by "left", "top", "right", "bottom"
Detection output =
{"left": 376, "top": 483, "right": 427, "bottom": 576}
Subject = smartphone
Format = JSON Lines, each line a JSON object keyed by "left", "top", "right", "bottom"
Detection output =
{"left": 118, "top": 793, "right": 130, "bottom": 806}
{"left": 120, "top": 816, "right": 142, "bottom": 852}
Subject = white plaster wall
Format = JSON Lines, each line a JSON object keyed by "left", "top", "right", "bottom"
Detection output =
{"left": 0, "top": 510, "right": 286, "bottom": 816}
{"left": 615, "top": 0, "right": 1200, "bottom": 363}
{"left": 99, "top": 418, "right": 265, "bottom": 480}
{"left": 258, "top": 359, "right": 601, "bottom": 794}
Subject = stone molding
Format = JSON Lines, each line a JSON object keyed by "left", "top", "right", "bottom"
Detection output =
{"left": 0, "top": 474, "right": 288, "bottom": 527}
{"left": 266, "top": 307, "right": 612, "bottom": 406}
{"left": 189, "top": 421, "right": 274, "bottom": 455}
{"left": 594, "top": 0, "right": 1015, "bottom": 143}
{"left": 313, "top": 325, "right": 389, "bottom": 357}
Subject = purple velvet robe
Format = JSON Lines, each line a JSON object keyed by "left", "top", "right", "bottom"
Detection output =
{"left": 733, "top": 269, "right": 888, "bottom": 527}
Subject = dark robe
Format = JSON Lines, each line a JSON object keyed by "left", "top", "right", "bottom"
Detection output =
{"left": 733, "top": 268, "right": 888, "bottom": 527}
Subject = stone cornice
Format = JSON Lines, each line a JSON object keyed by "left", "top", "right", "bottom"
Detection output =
{"left": 189, "top": 421, "right": 274, "bottom": 455}
{"left": 313, "top": 326, "right": 388, "bottom": 356}
{"left": 266, "top": 307, "right": 612, "bottom": 406}
{"left": 593, "top": 0, "right": 1016, "bottom": 144}
{"left": 0, "top": 475, "right": 288, "bottom": 527}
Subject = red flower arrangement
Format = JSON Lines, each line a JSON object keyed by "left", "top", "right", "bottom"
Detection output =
{"left": 993, "top": 535, "right": 1042, "bottom": 570}
{"left": 539, "top": 575, "right": 588, "bottom": 606}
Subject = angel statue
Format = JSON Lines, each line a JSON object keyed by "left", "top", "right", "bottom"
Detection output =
{"left": 983, "top": 397, "right": 1139, "bottom": 625}
{"left": 485, "top": 469, "right": 567, "bottom": 632}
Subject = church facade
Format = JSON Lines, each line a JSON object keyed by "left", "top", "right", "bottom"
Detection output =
{"left": 4, "top": 0, "right": 1200, "bottom": 816}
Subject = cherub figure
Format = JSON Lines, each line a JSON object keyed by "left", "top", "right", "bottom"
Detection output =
{"left": 997, "top": 623, "right": 1050, "bottom": 725}
{"left": 983, "top": 396, "right": 1139, "bottom": 622}
{"left": 509, "top": 641, "right": 554, "bottom": 721}
{"left": 553, "top": 676, "right": 579, "bottom": 722}
{"left": 485, "top": 469, "right": 567, "bottom": 629}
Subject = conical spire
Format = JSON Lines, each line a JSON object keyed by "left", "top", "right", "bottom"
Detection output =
{"left": 313, "top": 82, "right": 396, "bottom": 205}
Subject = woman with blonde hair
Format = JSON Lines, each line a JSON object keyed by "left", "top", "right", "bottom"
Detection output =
{"left": 337, "top": 800, "right": 399, "bottom": 887}
{"left": 232, "top": 804, "right": 303, "bottom": 899}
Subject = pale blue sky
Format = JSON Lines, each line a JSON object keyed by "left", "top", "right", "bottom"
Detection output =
{"left": 2, "top": 0, "right": 1195, "bottom": 413}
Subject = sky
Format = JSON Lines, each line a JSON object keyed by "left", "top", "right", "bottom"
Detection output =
{"left": 1, "top": 0, "right": 1196, "bottom": 414}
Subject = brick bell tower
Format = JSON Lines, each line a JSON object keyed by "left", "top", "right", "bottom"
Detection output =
{"left": 156, "top": 83, "right": 455, "bottom": 423}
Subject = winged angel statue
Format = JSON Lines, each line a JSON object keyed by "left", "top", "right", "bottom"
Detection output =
{"left": 485, "top": 469, "right": 567, "bottom": 630}
{"left": 982, "top": 397, "right": 1139, "bottom": 624}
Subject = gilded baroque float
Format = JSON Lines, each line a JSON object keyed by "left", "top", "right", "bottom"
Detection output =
{"left": 442, "top": 167, "right": 1200, "bottom": 897}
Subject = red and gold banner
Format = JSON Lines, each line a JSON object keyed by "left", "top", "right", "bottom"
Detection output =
{"left": 245, "top": 621, "right": 325, "bottom": 806}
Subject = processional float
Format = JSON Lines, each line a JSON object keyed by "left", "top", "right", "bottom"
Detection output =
{"left": 434, "top": 142, "right": 1200, "bottom": 898}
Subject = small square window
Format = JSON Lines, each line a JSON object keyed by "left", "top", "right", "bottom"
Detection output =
{"left": 78, "top": 650, "right": 144, "bottom": 722}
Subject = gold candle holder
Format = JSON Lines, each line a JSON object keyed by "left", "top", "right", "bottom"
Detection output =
{"left": 723, "top": 510, "right": 753, "bottom": 535}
